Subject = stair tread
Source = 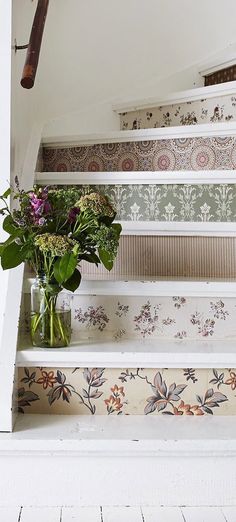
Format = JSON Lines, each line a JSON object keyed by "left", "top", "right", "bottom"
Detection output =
{"left": 42, "top": 121, "right": 236, "bottom": 147}
{"left": 16, "top": 338, "right": 236, "bottom": 368}
{"left": 112, "top": 80, "right": 236, "bottom": 113}
{"left": 23, "top": 278, "right": 236, "bottom": 296}
{"left": 1, "top": 415, "right": 236, "bottom": 453}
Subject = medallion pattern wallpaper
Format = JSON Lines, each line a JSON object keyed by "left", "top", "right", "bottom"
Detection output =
{"left": 120, "top": 94, "right": 236, "bottom": 130}
{"left": 42, "top": 136, "right": 236, "bottom": 172}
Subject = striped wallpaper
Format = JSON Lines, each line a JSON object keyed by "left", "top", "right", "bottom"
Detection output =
{"left": 81, "top": 236, "right": 236, "bottom": 279}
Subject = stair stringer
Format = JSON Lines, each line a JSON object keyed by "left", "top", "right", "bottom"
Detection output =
{"left": 0, "top": 123, "right": 43, "bottom": 432}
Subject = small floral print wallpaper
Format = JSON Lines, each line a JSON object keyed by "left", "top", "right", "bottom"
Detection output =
{"left": 55, "top": 184, "right": 236, "bottom": 222}
{"left": 17, "top": 295, "right": 236, "bottom": 415}
{"left": 16, "top": 367, "right": 236, "bottom": 416}
{"left": 42, "top": 136, "right": 236, "bottom": 173}
{"left": 19, "top": 296, "right": 236, "bottom": 342}
{"left": 120, "top": 95, "right": 236, "bottom": 130}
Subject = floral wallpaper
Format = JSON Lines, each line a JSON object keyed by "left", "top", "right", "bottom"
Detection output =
{"left": 56, "top": 184, "right": 236, "bottom": 222}
{"left": 19, "top": 295, "right": 236, "bottom": 342}
{"left": 205, "top": 66, "right": 236, "bottom": 87}
{"left": 16, "top": 366, "right": 236, "bottom": 415}
{"left": 42, "top": 136, "right": 236, "bottom": 172}
{"left": 17, "top": 293, "right": 236, "bottom": 415}
{"left": 120, "top": 95, "right": 236, "bottom": 130}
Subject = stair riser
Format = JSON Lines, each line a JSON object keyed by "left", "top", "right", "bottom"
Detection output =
{"left": 19, "top": 294, "right": 236, "bottom": 342}
{"left": 120, "top": 94, "right": 236, "bottom": 130}
{"left": 44, "top": 183, "right": 236, "bottom": 223}
{"left": 0, "top": 454, "right": 235, "bottom": 506}
{"left": 17, "top": 367, "right": 236, "bottom": 416}
{"left": 78, "top": 236, "right": 236, "bottom": 279}
{"left": 42, "top": 136, "right": 236, "bottom": 172}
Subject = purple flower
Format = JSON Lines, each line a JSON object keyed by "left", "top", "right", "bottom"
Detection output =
{"left": 68, "top": 207, "right": 80, "bottom": 223}
{"left": 38, "top": 217, "right": 46, "bottom": 226}
{"left": 29, "top": 190, "right": 51, "bottom": 222}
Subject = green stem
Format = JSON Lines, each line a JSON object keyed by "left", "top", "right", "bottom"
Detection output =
{"left": 55, "top": 312, "right": 69, "bottom": 345}
{"left": 50, "top": 297, "right": 55, "bottom": 347}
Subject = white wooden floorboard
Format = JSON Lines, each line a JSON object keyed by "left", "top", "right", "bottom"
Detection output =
{"left": 0, "top": 507, "right": 22, "bottom": 522}
{"left": 221, "top": 507, "right": 236, "bottom": 521}
{"left": 102, "top": 506, "right": 142, "bottom": 522}
{"left": 142, "top": 506, "right": 184, "bottom": 521}
{"left": 20, "top": 506, "right": 62, "bottom": 522}
{"left": 62, "top": 506, "right": 102, "bottom": 521}
{"left": 181, "top": 507, "right": 226, "bottom": 522}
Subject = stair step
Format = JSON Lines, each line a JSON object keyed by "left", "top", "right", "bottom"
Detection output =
{"left": 35, "top": 170, "right": 236, "bottom": 185}
{"left": 23, "top": 278, "right": 236, "bottom": 296}
{"left": 41, "top": 124, "right": 236, "bottom": 174}
{"left": 118, "top": 93, "right": 236, "bottom": 131}
{"left": 115, "top": 82, "right": 236, "bottom": 131}
{"left": 16, "top": 339, "right": 236, "bottom": 368}
{"left": 2, "top": 414, "right": 236, "bottom": 454}
{"left": 42, "top": 121, "right": 236, "bottom": 147}
{"left": 0, "top": 414, "right": 235, "bottom": 506}
{"left": 35, "top": 175, "right": 236, "bottom": 232}
{"left": 112, "top": 81, "right": 236, "bottom": 114}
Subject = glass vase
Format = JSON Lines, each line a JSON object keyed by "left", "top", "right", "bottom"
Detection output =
{"left": 30, "top": 275, "right": 71, "bottom": 348}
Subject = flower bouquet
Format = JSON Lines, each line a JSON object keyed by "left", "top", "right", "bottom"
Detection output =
{"left": 0, "top": 182, "right": 121, "bottom": 348}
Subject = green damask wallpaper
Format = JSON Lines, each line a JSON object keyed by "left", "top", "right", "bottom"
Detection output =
{"left": 56, "top": 184, "right": 236, "bottom": 222}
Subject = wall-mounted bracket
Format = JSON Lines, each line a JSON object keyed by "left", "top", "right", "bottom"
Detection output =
{"left": 14, "top": 40, "right": 29, "bottom": 53}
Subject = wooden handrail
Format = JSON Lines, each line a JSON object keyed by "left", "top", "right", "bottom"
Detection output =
{"left": 21, "top": 0, "right": 49, "bottom": 89}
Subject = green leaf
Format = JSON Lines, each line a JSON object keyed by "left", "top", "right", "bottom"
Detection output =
{"left": 0, "top": 234, "right": 20, "bottom": 253}
{"left": 1, "top": 188, "right": 11, "bottom": 199}
{"left": 3, "top": 215, "right": 19, "bottom": 235}
{"left": 112, "top": 223, "right": 122, "bottom": 236}
{"left": 62, "top": 268, "right": 81, "bottom": 292}
{"left": 1, "top": 242, "right": 24, "bottom": 270}
{"left": 53, "top": 252, "right": 78, "bottom": 284}
{"left": 98, "top": 248, "right": 114, "bottom": 271}
{"left": 79, "top": 252, "right": 100, "bottom": 265}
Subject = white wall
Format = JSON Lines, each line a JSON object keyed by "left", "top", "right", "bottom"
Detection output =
{"left": 8, "top": 0, "right": 236, "bottom": 139}
{"left": 39, "top": 0, "right": 236, "bottom": 137}
{"left": 11, "top": 0, "right": 44, "bottom": 180}
{"left": 0, "top": 0, "right": 43, "bottom": 356}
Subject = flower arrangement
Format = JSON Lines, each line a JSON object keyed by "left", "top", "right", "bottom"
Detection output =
{"left": 0, "top": 181, "right": 121, "bottom": 347}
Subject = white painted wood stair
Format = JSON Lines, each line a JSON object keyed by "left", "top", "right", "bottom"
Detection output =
{"left": 2, "top": 83, "right": 236, "bottom": 507}
{"left": 18, "top": 278, "right": 236, "bottom": 368}
{"left": 0, "top": 414, "right": 236, "bottom": 507}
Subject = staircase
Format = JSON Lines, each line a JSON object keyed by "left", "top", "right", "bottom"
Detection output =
{"left": 2, "top": 82, "right": 236, "bottom": 507}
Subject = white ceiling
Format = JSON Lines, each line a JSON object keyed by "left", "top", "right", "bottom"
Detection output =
{"left": 13, "top": 0, "right": 236, "bottom": 128}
